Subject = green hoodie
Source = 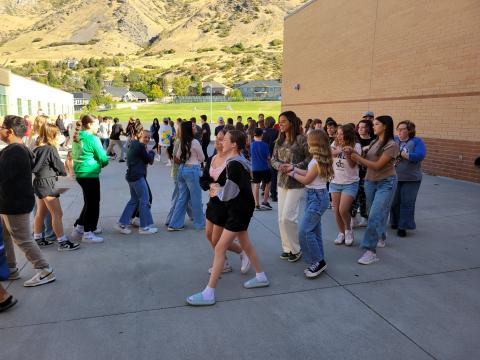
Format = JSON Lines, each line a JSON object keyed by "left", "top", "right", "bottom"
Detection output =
{"left": 72, "top": 130, "right": 109, "bottom": 178}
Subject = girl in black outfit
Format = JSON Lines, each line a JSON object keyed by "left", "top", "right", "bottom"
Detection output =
{"left": 187, "top": 130, "right": 269, "bottom": 306}
{"left": 200, "top": 129, "right": 249, "bottom": 274}
{"left": 32, "top": 123, "right": 80, "bottom": 251}
{"left": 150, "top": 118, "right": 160, "bottom": 157}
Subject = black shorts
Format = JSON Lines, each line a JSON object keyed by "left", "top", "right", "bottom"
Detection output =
{"left": 252, "top": 170, "right": 271, "bottom": 184}
{"left": 63, "top": 130, "right": 70, "bottom": 137}
{"left": 224, "top": 209, "right": 254, "bottom": 232}
{"left": 33, "top": 177, "right": 60, "bottom": 199}
{"left": 206, "top": 200, "right": 228, "bottom": 227}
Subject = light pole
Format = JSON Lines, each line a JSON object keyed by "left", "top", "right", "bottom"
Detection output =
{"left": 209, "top": 84, "right": 213, "bottom": 125}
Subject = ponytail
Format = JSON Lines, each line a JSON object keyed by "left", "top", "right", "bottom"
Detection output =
{"left": 73, "top": 120, "right": 82, "bottom": 143}
{"left": 73, "top": 114, "right": 95, "bottom": 143}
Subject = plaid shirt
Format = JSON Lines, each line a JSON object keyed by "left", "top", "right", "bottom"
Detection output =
{"left": 272, "top": 135, "right": 311, "bottom": 189}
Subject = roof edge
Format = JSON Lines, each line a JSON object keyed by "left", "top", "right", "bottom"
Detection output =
{"left": 285, "top": 0, "right": 318, "bottom": 20}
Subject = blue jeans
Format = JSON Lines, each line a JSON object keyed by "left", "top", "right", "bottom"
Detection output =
{"left": 390, "top": 180, "right": 421, "bottom": 230}
{"left": 33, "top": 202, "right": 55, "bottom": 240}
{"left": 165, "top": 177, "right": 193, "bottom": 225}
{"left": 119, "top": 177, "right": 154, "bottom": 228}
{"left": 298, "top": 188, "right": 329, "bottom": 264}
{"left": 169, "top": 165, "right": 205, "bottom": 229}
{"left": 362, "top": 176, "right": 398, "bottom": 251}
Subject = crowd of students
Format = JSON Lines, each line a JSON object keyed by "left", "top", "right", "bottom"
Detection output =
{"left": 0, "top": 109, "right": 426, "bottom": 311}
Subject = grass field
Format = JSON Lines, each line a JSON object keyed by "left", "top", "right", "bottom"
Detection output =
{"left": 84, "top": 101, "right": 281, "bottom": 123}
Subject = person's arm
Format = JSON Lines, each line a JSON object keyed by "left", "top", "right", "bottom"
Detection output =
{"left": 351, "top": 152, "right": 393, "bottom": 170}
{"left": 289, "top": 164, "right": 318, "bottom": 185}
{"left": 50, "top": 147, "right": 67, "bottom": 176}
{"left": 91, "top": 136, "right": 109, "bottom": 167}
{"left": 199, "top": 157, "right": 213, "bottom": 191}
{"left": 346, "top": 143, "right": 361, "bottom": 167}
{"left": 271, "top": 141, "right": 283, "bottom": 171}
{"left": 137, "top": 142, "right": 155, "bottom": 164}
{"left": 293, "top": 136, "right": 311, "bottom": 170}
{"left": 405, "top": 137, "right": 426, "bottom": 162}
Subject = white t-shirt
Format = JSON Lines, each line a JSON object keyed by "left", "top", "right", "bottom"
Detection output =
{"left": 305, "top": 159, "right": 327, "bottom": 189}
{"left": 331, "top": 143, "right": 361, "bottom": 184}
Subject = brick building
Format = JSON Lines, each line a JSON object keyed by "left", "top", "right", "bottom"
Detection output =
{"left": 282, "top": 0, "right": 480, "bottom": 183}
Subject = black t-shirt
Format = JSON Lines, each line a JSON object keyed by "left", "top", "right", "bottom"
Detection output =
{"left": 201, "top": 123, "right": 211, "bottom": 143}
{"left": 214, "top": 125, "right": 225, "bottom": 136}
{"left": 0, "top": 143, "right": 35, "bottom": 214}
{"left": 110, "top": 123, "right": 123, "bottom": 140}
{"left": 262, "top": 128, "right": 279, "bottom": 156}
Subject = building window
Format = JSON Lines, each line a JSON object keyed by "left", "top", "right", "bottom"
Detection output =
{"left": 17, "top": 98, "right": 23, "bottom": 116}
{"left": 53, "top": 103, "right": 56, "bottom": 115}
{"left": 62, "top": 104, "right": 64, "bottom": 113}
{"left": 47, "top": 103, "right": 51, "bottom": 115}
{"left": 27, "top": 100, "right": 32, "bottom": 116}
{"left": 38, "top": 101, "right": 42, "bottom": 114}
{"left": 0, "top": 85, "right": 7, "bottom": 117}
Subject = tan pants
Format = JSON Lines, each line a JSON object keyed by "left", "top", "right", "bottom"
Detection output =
{"left": 1, "top": 213, "right": 49, "bottom": 270}
{"left": 277, "top": 187, "right": 304, "bottom": 254}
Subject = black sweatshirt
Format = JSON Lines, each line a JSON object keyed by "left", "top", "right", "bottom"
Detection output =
{"left": 0, "top": 143, "right": 35, "bottom": 214}
{"left": 32, "top": 145, "right": 67, "bottom": 178}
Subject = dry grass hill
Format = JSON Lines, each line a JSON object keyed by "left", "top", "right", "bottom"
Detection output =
{"left": 0, "top": 0, "right": 306, "bottom": 84}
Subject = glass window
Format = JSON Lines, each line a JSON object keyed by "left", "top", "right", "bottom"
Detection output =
{"left": 0, "top": 85, "right": 7, "bottom": 117}
{"left": 38, "top": 101, "right": 42, "bottom": 114}
{"left": 27, "top": 100, "right": 32, "bottom": 115}
{"left": 47, "top": 103, "right": 51, "bottom": 115}
{"left": 53, "top": 103, "right": 56, "bottom": 115}
{"left": 17, "top": 98, "right": 22, "bottom": 116}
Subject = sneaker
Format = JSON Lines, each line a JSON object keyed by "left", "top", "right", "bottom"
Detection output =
{"left": 377, "top": 239, "right": 386, "bottom": 248}
{"left": 35, "top": 238, "right": 54, "bottom": 247}
{"left": 93, "top": 227, "right": 103, "bottom": 235}
{"left": 186, "top": 292, "right": 215, "bottom": 306}
{"left": 271, "top": 196, "right": 278, "bottom": 202}
{"left": 119, "top": 159, "right": 126, "bottom": 163}
{"left": 82, "top": 232, "right": 104, "bottom": 243}
{"left": 58, "top": 240, "right": 80, "bottom": 251}
{"left": 0, "top": 295, "right": 18, "bottom": 313}
{"left": 167, "top": 226, "right": 184, "bottom": 232}
{"left": 240, "top": 253, "right": 251, "bottom": 274}
{"left": 261, "top": 202, "right": 273, "bottom": 210}
{"left": 114, "top": 224, "right": 132, "bottom": 235}
{"left": 397, "top": 229, "right": 407, "bottom": 237}
{"left": 208, "top": 263, "right": 233, "bottom": 274}
{"left": 24, "top": 268, "right": 56, "bottom": 287}
{"left": 305, "top": 260, "right": 327, "bottom": 278}
{"left": 255, "top": 205, "right": 262, "bottom": 211}
{"left": 358, "top": 250, "right": 379, "bottom": 265}
{"left": 280, "top": 252, "right": 291, "bottom": 260}
{"left": 345, "top": 230, "right": 355, "bottom": 246}
{"left": 288, "top": 251, "right": 302, "bottom": 263}
{"left": 139, "top": 227, "right": 158, "bottom": 235}
{"left": 166, "top": 160, "right": 172, "bottom": 167}
{"left": 130, "top": 217, "right": 141, "bottom": 227}
{"left": 350, "top": 215, "right": 359, "bottom": 228}
{"left": 358, "top": 217, "right": 368, "bottom": 227}
{"left": 334, "top": 232, "right": 345, "bottom": 245}
{"left": 243, "top": 277, "right": 270, "bottom": 289}
{"left": 8, "top": 268, "right": 21, "bottom": 280}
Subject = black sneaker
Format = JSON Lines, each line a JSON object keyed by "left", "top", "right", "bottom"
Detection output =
{"left": 391, "top": 224, "right": 398, "bottom": 230}
{"left": 58, "top": 240, "right": 81, "bottom": 251}
{"left": 397, "top": 229, "right": 407, "bottom": 237}
{"left": 36, "top": 238, "right": 54, "bottom": 247}
{"left": 255, "top": 205, "right": 262, "bottom": 211}
{"left": 271, "top": 196, "right": 278, "bottom": 202}
{"left": 305, "top": 260, "right": 327, "bottom": 278}
{"left": 280, "top": 252, "right": 291, "bottom": 260}
{"left": 0, "top": 295, "right": 18, "bottom": 313}
{"left": 119, "top": 159, "right": 126, "bottom": 163}
{"left": 261, "top": 202, "right": 273, "bottom": 210}
{"left": 288, "top": 252, "right": 302, "bottom": 263}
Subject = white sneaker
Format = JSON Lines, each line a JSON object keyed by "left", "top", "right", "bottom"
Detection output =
{"left": 208, "top": 262, "right": 233, "bottom": 274}
{"left": 139, "top": 227, "right": 158, "bottom": 235}
{"left": 358, "top": 250, "right": 379, "bottom": 265}
{"left": 130, "top": 217, "right": 141, "bottom": 227}
{"left": 114, "top": 224, "right": 132, "bottom": 235}
{"left": 93, "top": 227, "right": 103, "bottom": 234}
{"left": 24, "top": 267, "right": 56, "bottom": 287}
{"left": 334, "top": 233, "right": 345, "bottom": 245}
{"left": 345, "top": 230, "right": 355, "bottom": 246}
{"left": 240, "top": 253, "right": 251, "bottom": 274}
{"left": 82, "top": 232, "right": 104, "bottom": 243}
{"left": 358, "top": 217, "right": 368, "bottom": 227}
{"left": 350, "top": 215, "right": 359, "bottom": 229}
{"left": 166, "top": 160, "right": 172, "bottom": 167}
{"left": 377, "top": 239, "right": 386, "bottom": 248}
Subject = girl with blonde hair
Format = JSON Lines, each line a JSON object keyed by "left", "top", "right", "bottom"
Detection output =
{"left": 32, "top": 123, "right": 80, "bottom": 251}
{"left": 287, "top": 130, "right": 334, "bottom": 278}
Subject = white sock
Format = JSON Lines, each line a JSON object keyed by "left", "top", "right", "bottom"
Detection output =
{"left": 34, "top": 233, "right": 42, "bottom": 240}
{"left": 256, "top": 272, "right": 267, "bottom": 282}
{"left": 201, "top": 286, "right": 215, "bottom": 300}
{"left": 57, "top": 235, "right": 68, "bottom": 242}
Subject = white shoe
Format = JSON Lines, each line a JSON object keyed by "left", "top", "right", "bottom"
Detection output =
{"left": 114, "top": 224, "right": 132, "bottom": 235}
{"left": 358, "top": 250, "right": 379, "bottom": 265}
{"left": 358, "top": 217, "right": 368, "bottom": 227}
{"left": 208, "top": 262, "right": 233, "bottom": 274}
{"left": 166, "top": 161, "right": 172, "bottom": 167}
{"left": 93, "top": 227, "right": 103, "bottom": 234}
{"left": 345, "top": 229, "right": 355, "bottom": 246}
{"left": 377, "top": 239, "right": 386, "bottom": 248}
{"left": 82, "top": 232, "right": 104, "bottom": 243}
{"left": 351, "top": 215, "right": 359, "bottom": 229}
{"left": 334, "top": 233, "right": 345, "bottom": 245}
{"left": 24, "top": 267, "right": 56, "bottom": 287}
{"left": 139, "top": 227, "right": 158, "bottom": 235}
{"left": 240, "top": 253, "right": 251, "bottom": 274}
{"left": 130, "top": 217, "right": 141, "bottom": 227}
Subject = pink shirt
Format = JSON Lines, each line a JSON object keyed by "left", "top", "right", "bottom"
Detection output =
{"left": 209, "top": 155, "right": 227, "bottom": 181}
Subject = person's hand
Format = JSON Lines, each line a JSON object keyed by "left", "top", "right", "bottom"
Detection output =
{"left": 209, "top": 183, "right": 220, "bottom": 197}
{"left": 401, "top": 150, "right": 409, "bottom": 160}
{"left": 343, "top": 146, "right": 353, "bottom": 155}
{"left": 279, "top": 163, "right": 293, "bottom": 173}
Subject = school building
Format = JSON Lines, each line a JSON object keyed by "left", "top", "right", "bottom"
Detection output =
{"left": 282, "top": 0, "right": 480, "bottom": 183}
{"left": 0, "top": 68, "right": 74, "bottom": 119}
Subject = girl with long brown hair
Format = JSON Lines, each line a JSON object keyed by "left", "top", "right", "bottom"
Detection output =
{"left": 287, "top": 129, "right": 334, "bottom": 278}
{"left": 32, "top": 123, "right": 80, "bottom": 251}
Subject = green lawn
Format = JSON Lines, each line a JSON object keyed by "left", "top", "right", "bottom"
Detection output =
{"left": 81, "top": 101, "right": 281, "bottom": 123}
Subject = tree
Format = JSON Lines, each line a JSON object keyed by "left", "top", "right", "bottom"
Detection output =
{"left": 196, "top": 81, "right": 203, "bottom": 96}
{"left": 84, "top": 76, "right": 100, "bottom": 93}
{"left": 172, "top": 76, "right": 191, "bottom": 96}
{"left": 228, "top": 88, "right": 243, "bottom": 100}
{"left": 112, "top": 71, "right": 125, "bottom": 87}
{"left": 47, "top": 71, "right": 59, "bottom": 86}
{"left": 86, "top": 99, "right": 97, "bottom": 112}
{"left": 149, "top": 84, "right": 164, "bottom": 99}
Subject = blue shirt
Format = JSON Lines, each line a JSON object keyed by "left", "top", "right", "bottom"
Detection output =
{"left": 250, "top": 140, "right": 270, "bottom": 171}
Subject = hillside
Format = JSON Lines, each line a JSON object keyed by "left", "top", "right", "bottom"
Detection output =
{"left": 0, "top": 0, "right": 306, "bottom": 86}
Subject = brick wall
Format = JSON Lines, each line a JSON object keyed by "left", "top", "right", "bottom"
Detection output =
{"left": 282, "top": 0, "right": 480, "bottom": 182}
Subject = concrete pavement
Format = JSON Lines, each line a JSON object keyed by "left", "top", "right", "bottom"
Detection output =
{"left": 1, "top": 158, "right": 479, "bottom": 360}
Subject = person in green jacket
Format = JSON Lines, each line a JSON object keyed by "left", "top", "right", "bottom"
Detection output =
{"left": 71, "top": 115, "right": 109, "bottom": 243}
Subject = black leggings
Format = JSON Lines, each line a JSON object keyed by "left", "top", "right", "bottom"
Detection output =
{"left": 75, "top": 178, "right": 101, "bottom": 232}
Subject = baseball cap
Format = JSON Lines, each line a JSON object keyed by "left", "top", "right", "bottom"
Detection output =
{"left": 218, "top": 116, "right": 224, "bottom": 123}
{"left": 362, "top": 111, "right": 374, "bottom": 118}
